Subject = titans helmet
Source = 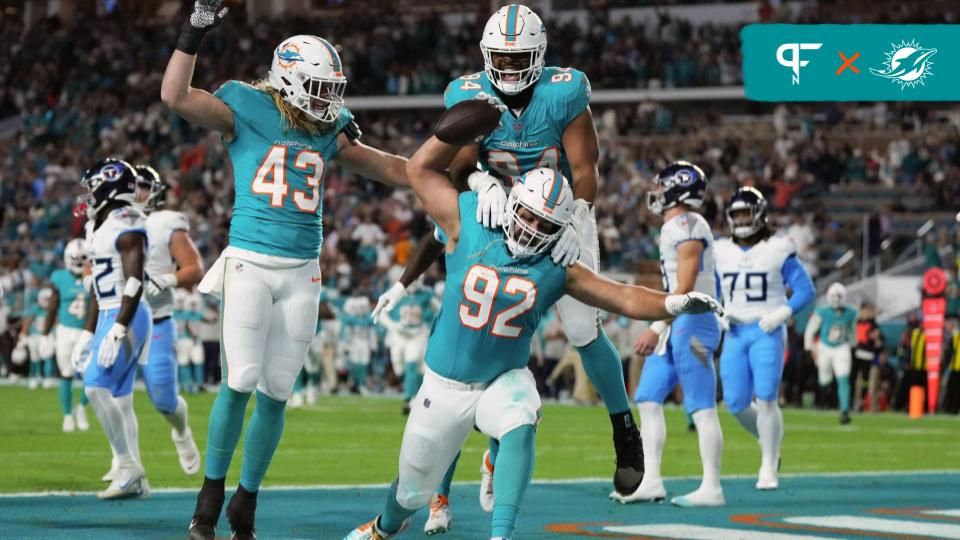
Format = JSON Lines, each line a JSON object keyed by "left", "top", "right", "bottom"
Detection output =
{"left": 78, "top": 158, "right": 138, "bottom": 218}
{"left": 646, "top": 161, "right": 707, "bottom": 215}
{"left": 134, "top": 164, "right": 168, "bottom": 211}
{"left": 725, "top": 187, "right": 768, "bottom": 238}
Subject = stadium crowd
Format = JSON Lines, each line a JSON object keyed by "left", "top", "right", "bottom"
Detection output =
{"left": 1, "top": 5, "right": 960, "bottom": 413}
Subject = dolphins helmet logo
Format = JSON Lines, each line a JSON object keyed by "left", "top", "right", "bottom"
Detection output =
{"left": 870, "top": 39, "right": 937, "bottom": 90}
{"left": 276, "top": 43, "right": 305, "bottom": 69}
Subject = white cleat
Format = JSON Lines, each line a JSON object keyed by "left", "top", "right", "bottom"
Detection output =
{"left": 97, "top": 466, "right": 149, "bottom": 500}
{"left": 43, "top": 378, "right": 58, "bottom": 389}
{"left": 756, "top": 467, "right": 779, "bottom": 490}
{"left": 101, "top": 456, "right": 120, "bottom": 482}
{"left": 609, "top": 477, "right": 666, "bottom": 504}
{"left": 306, "top": 385, "right": 318, "bottom": 406}
{"left": 479, "top": 450, "right": 494, "bottom": 513}
{"left": 289, "top": 392, "right": 305, "bottom": 409}
{"left": 670, "top": 486, "right": 725, "bottom": 507}
{"left": 424, "top": 494, "right": 452, "bottom": 535}
{"left": 172, "top": 427, "right": 201, "bottom": 475}
{"left": 74, "top": 406, "right": 90, "bottom": 431}
{"left": 343, "top": 515, "right": 410, "bottom": 540}
{"left": 62, "top": 414, "right": 76, "bottom": 433}
{"left": 28, "top": 378, "right": 40, "bottom": 390}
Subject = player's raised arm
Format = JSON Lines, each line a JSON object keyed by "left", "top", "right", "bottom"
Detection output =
{"left": 406, "top": 136, "right": 463, "bottom": 244}
{"left": 160, "top": 1, "right": 235, "bottom": 138}
{"left": 564, "top": 263, "right": 722, "bottom": 322}
{"left": 562, "top": 108, "right": 600, "bottom": 204}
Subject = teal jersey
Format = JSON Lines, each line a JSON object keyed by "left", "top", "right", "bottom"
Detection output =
{"left": 175, "top": 309, "right": 203, "bottom": 339}
{"left": 50, "top": 269, "right": 88, "bottom": 329}
{"left": 214, "top": 81, "right": 355, "bottom": 259}
{"left": 317, "top": 288, "right": 344, "bottom": 334}
{"left": 340, "top": 313, "right": 375, "bottom": 340}
{"left": 443, "top": 67, "right": 591, "bottom": 186}
{"left": 816, "top": 305, "right": 858, "bottom": 347}
{"left": 425, "top": 192, "right": 568, "bottom": 384}
{"left": 388, "top": 290, "right": 437, "bottom": 330}
{"left": 26, "top": 303, "right": 47, "bottom": 335}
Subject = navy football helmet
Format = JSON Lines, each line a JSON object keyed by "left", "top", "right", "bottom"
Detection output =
{"left": 646, "top": 161, "right": 707, "bottom": 215}
{"left": 78, "top": 158, "right": 138, "bottom": 218}
{"left": 134, "top": 164, "right": 168, "bottom": 211}
{"left": 725, "top": 187, "right": 768, "bottom": 238}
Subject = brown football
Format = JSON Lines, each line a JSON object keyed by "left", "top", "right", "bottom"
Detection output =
{"left": 434, "top": 99, "right": 502, "bottom": 146}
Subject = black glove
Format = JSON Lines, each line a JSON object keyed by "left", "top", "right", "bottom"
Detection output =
{"left": 176, "top": 0, "right": 229, "bottom": 55}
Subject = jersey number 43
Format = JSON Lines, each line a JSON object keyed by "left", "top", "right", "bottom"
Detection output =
{"left": 251, "top": 146, "right": 325, "bottom": 213}
{"left": 458, "top": 264, "right": 537, "bottom": 338}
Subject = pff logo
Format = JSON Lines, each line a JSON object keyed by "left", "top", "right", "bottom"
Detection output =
{"left": 776, "top": 43, "right": 823, "bottom": 85}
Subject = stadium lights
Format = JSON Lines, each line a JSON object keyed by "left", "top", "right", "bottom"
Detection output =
{"left": 835, "top": 250, "right": 855, "bottom": 268}
{"left": 916, "top": 219, "right": 935, "bottom": 238}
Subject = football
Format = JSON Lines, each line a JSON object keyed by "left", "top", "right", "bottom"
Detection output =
{"left": 434, "top": 98, "right": 502, "bottom": 146}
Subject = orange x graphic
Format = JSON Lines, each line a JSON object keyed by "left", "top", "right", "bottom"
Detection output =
{"left": 836, "top": 51, "right": 860, "bottom": 75}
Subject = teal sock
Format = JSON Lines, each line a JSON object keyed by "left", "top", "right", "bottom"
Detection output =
{"left": 179, "top": 365, "right": 194, "bottom": 388}
{"left": 491, "top": 426, "right": 536, "bottom": 538}
{"left": 43, "top": 358, "right": 55, "bottom": 378}
{"left": 577, "top": 333, "right": 630, "bottom": 414}
{"left": 59, "top": 379, "right": 73, "bottom": 415}
{"left": 293, "top": 370, "right": 305, "bottom": 393}
{"left": 380, "top": 479, "right": 417, "bottom": 533}
{"left": 402, "top": 363, "right": 422, "bottom": 402}
{"left": 205, "top": 385, "right": 252, "bottom": 480}
{"left": 239, "top": 390, "right": 286, "bottom": 492}
{"left": 192, "top": 363, "right": 205, "bottom": 386}
{"left": 308, "top": 372, "right": 321, "bottom": 386}
{"left": 29, "top": 362, "right": 40, "bottom": 379}
{"left": 838, "top": 376, "right": 852, "bottom": 413}
{"left": 350, "top": 363, "right": 367, "bottom": 387}
{"left": 489, "top": 438, "right": 500, "bottom": 465}
{"left": 79, "top": 383, "right": 89, "bottom": 406}
{"left": 437, "top": 452, "right": 460, "bottom": 497}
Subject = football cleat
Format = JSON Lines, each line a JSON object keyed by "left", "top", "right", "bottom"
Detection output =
{"left": 28, "top": 378, "right": 40, "bottom": 390}
{"left": 840, "top": 412, "right": 852, "bottom": 425}
{"left": 289, "top": 392, "right": 305, "bottom": 409}
{"left": 101, "top": 456, "right": 120, "bottom": 482}
{"left": 74, "top": 405, "right": 90, "bottom": 431}
{"left": 612, "top": 426, "right": 644, "bottom": 495}
{"left": 97, "top": 466, "right": 148, "bottom": 500}
{"left": 756, "top": 468, "right": 778, "bottom": 491}
{"left": 479, "top": 450, "right": 494, "bottom": 513}
{"left": 343, "top": 515, "right": 410, "bottom": 540}
{"left": 189, "top": 477, "right": 226, "bottom": 540}
{"left": 62, "top": 414, "right": 76, "bottom": 433}
{"left": 609, "top": 476, "right": 666, "bottom": 504}
{"left": 424, "top": 494, "right": 452, "bottom": 535}
{"left": 172, "top": 427, "right": 201, "bottom": 475}
{"left": 226, "top": 484, "right": 258, "bottom": 540}
{"left": 670, "top": 486, "right": 725, "bottom": 507}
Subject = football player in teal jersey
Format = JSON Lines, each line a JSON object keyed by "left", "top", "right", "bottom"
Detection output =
{"left": 439, "top": 3, "right": 647, "bottom": 498}
{"left": 344, "top": 135, "right": 721, "bottom": 540}
{"left": 21, "top": 288, "right": 55, "bottom": 390}
{"left": 46, "top": 239, "right": 92, "bottom": 432}
{"left": 162, "top": 2, "right": 411, "bottom": 537}
{"left": 804, "top": 283, "right": 859, "bottom": 424}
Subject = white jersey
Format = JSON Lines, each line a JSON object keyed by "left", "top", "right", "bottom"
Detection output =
{"left": 714, "top": 235, "right": 797, "bottom": 323}
{"left": 87, "top": 207, "right": 148, "bottom": 310}
{"left": 145, "top": 210, "right": 190, "bottom": 319}
{"left": 658, "top": 211, "right": 718, "bottom": 298}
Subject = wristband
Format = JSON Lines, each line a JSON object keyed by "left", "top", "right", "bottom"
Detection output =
{"left": 176, "top": 19, "right": 208, "bottom": 55}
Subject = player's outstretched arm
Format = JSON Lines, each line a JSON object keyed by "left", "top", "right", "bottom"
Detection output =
{"left": 335, "top": 139, "right": 409, "bottom": 188}
{"left": 565, "top": 263, "right": 722, "bottom": 321}
{"left": 160, "top": 1, "right": 234, "bottom": 138}
{"left": 406, "top": 136, "right": 464, "bottom": 247}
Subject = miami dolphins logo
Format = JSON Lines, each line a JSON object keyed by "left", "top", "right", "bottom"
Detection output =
{"left": 276, "top": 43, "right": 304, "bottom": 69}
{"left": 870, "top": 39, "right": 937, "bottom": 90}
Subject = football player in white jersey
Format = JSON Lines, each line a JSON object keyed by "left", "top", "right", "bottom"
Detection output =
{"left": 118, "top": 164, "right": 204, "bottom": 477}
{"left": 714, "top": 188, "right": 815, "bottom": 490}
{"left": 71, "top": 158, "right": 153, "bottom": 500}
{"left": 613, "top": 161, "right": 725, "bottom": 507}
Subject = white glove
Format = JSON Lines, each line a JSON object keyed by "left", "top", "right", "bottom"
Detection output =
{"left": 146, "top": 273, "right": 178, "bottom": 298}
{"left": 473, "top": 92, "right": 507, "bottom": 113}
{"left": 758, "top": 305, "right": 793, "bottom": 333}
{"left": 665, "top": 292, "right": 725, "bottom": 317}
{"left": 71, "top": 330, "right": 94, "bottom": 373}
{"left": 11, "top": 340, "right": 28, "bottom": 366}
{"left": 190, "top": 0, "right": 229, "bottom": 29}
{"left": 551, "top": 199, "right": 589, "bottom": 267}
{"left": 468, "top": 171, "right": 507, "bottom": 228}
{"left": 372, "top": 282, "right": 407, "bottom": 325}
{"left": 97, "top": 324, "right": 127, "bottom": 368}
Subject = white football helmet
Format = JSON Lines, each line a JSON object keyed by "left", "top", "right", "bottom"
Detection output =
{"left": 37, "top": 288, "right": 53, "bottom": 310}
{"left": 64, "top": 238, "right": 89, "bottom": 275}
{"left": 502, "top": 167, "right": 574, "bottom": 258}
{"left": 480, "top": 4, "right": 547, "bottom": 95}
{"left": 268, "top": 35, "right": 347, "bottom": 123}
{"left": 826, "top": 282, "right": 847, "bottom": 308}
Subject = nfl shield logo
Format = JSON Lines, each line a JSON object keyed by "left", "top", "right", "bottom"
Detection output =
{"left": 513, "top": 121, "right": 522, "bottom": 134}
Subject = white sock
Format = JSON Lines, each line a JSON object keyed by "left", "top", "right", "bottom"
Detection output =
{"left": 734, "top": 404, "right": 760, "bottom": 439}
{"left": 163, "top": 396, "right": 189, "bottom": 435}
{"left": 756, "top": 399, "right": 783, "bottom": 473}
{"left": 637, "top": 402, "right": 665, "bottom": 481}
{"left": 116, "top": 393, "right": 142, "bottom": 468}
{"left": 692, "top": 408, "right": 723, "bottom": 490}
{"left": 85, "top": 387, "right": 135, "bottom": 468}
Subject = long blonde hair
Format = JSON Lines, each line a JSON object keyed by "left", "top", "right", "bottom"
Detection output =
{"left": 252, "top": 79, "right": 332, "bottom": 136}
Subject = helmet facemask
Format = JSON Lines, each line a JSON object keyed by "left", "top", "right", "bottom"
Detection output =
{"left": 502, "top": 190, "right": 564, "bottom": 258}
{"left": 727, "top": 205, "right": 763, "bottom": 238}
{"left": 482, "top": 46, "right": 546, "bottom": 95}
{"left": 268, "top": 36, "right": 348, "bottom": 124}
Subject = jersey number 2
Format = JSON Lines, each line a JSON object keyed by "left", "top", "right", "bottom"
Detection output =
{"left": 459, "top": 265, "right": 537, "bottom": 338}
{"left": 252, "top": 146, "right": 325, "bottom": 213}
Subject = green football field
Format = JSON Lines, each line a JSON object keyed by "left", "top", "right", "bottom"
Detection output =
{"left": 1, "top": 385, "right": 958, "bottom": 493}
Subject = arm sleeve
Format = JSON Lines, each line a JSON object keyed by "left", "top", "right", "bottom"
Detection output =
{"left": 781, "top": 255, "right": 815, "bottom": 313}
